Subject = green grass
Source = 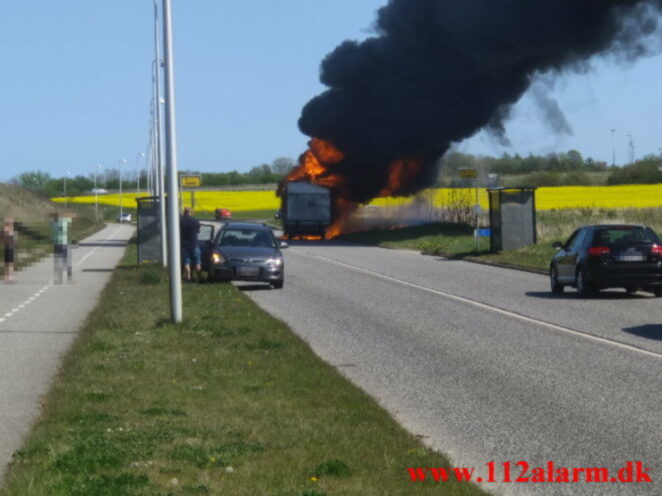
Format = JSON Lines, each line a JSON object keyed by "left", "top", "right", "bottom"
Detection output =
{"left": 344, "top": 208, "right": 662, "bottom": 273}
{"left": 0, "top": 241, "right": 486, "bottom": 496}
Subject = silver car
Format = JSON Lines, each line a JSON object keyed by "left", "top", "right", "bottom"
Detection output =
{"left": 202, "top": 222, "right": 287, "bottom": 288}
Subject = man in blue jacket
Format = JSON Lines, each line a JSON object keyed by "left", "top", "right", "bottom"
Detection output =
{"left": 180, "top": 207, "right": 201, "bottom": 282}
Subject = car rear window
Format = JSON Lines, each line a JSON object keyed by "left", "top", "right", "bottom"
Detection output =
{"left": 219, "top": 229, "right": 276, "bottom": 248}
{"left": 593, "top": 227, "right": 660, "bottom": 246}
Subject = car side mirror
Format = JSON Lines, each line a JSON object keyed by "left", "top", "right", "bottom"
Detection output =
{"left": 552, "top": 241, "right": 563, "bottom": 250}
{"left": 279, "top": 241, "right": 289, "bottom": 249}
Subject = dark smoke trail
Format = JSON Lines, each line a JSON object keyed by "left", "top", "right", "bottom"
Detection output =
{"left": 295, "top": 0, "right": 662, "bottom": 204}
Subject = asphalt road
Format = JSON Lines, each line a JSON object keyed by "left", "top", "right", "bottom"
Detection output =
{"left": 0, "top": 223, "right": 134, "bottom": 483}
{"left": 240, "top": 240, "right": 661, "bottom": 496}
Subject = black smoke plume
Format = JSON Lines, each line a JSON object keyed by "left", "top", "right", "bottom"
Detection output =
{"left": 295, "top": 0, "right": 662, "bottom": 204}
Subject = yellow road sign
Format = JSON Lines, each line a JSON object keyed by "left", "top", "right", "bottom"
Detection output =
{"left": 180, "top": 175, "right": 201, "bottom": 187}
{"left": 459, "top": 168, "right": 477, "bottom": 179}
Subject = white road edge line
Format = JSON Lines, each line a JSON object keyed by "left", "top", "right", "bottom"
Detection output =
{"left": 292, "top": 248, "right": 662, "bottom": 360}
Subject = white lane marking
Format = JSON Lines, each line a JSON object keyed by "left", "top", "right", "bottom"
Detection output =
{"left": 75, "top": 224, "right": 127, "bottom": 267}
{"left": 0, "top": 284, "right": 49, "bottom": 324}
{"left": 291, "top": 248, "right": 662, "bottom": 360}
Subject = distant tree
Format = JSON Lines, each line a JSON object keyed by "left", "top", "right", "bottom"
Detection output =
{"left": 521, "top": 153, "right": 546, "bottom": 173}
{"left": 271, "top": 157, "right": 295, "bottom": 176}
{"left": 247, "top": 164, "right": 275, "bottom": 183}
{"left": 514, "top": 171, "right": 561, "bottom": 187}
{"left": 607, "top": 155, "right": 662, "bottom": 185}
{"left": 440, "top": 152, "right": 476, "bottom": 173}
{"left": 563, "top": 171, "right": 592, "bottom": 185}
{"left": 583, "top": 157, "right": 608, "bottom": 171}
{"left": 14, "top": 170, "right": 52, "bottom": 192}
{"left": 68, "top": 175, "right": 94, "bottom": 195}
{"left": 565, "top": 149, "right": 584, "bottom": 170}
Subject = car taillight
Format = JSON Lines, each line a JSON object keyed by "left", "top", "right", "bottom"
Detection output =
{"left": 588, "top": 246, "right": 611, "bottom": 256}
{"left": 652, "top": 245, "right": 662, "bottom": 256}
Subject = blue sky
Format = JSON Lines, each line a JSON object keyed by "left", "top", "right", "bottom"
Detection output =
{"left": 1, "top": 1, "right": 661, "bottom": 182}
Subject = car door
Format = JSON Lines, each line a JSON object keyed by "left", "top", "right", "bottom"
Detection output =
{"left": 198, "top": 224, "right": 214, "bottom": 271}
{"left": 558, "top": 228, "right": 587, "bottom": 281}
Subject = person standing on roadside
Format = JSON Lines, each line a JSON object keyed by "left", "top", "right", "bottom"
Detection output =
{"left": 51, "top": 212, "right": 74, "bottom": 284}
{"left": 2, "top": 217, "right": 17, "bottom": 283}
{"left": 180, "top": 207, "right": 201, "bottom": 282}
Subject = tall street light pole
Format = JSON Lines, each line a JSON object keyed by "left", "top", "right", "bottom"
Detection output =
{"left": 95, "top": 164, "right": 102, "bottom": 222}
{"left": 154, "top": 0, "right": 167, "bottom": 267}
{"left": 162, "top": 0, "right": 183, "bottom": 322}
{"left": 119, "top": 158, "right": 126, "bottom": 218}
{"left": 610, "top": 129, "right": 616, "bottom": 167}
{"left": 136, "top": 152, "right": 145, "bottom": 193}
{"left": 64, "top": 170, "right": 70, "bottom": 207}
{"left": 148, "top": 101, "right": 155, "bottom": 196}
{"left": 146, "top": 141, "right": 152, "bottom": 195}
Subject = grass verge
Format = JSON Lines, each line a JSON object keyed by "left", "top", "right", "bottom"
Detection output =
{"left": 1, "top": 240, "right": 486, "bottom": 496}
{"left": 344, "top": 208, "right": 662, "bottom": 273}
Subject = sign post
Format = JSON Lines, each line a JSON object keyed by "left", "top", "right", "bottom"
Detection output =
{"left": 459, "top": 168, "right": 480, "bottom": 250}
{"left": 179, "top": 175, "right": 201, "bottom": 212}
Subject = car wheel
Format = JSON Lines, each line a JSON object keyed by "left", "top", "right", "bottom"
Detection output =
{"left": 550, "top": 266, "right": 564, "bottom": 294}
{"left": 271, "top": 279, "right": 284, "bottom": 289}
{"left": 575, "top": 268, "right": 594, "bottom": 297}
{"left": 652, "top": 287, "right": 662, "bottom": 297}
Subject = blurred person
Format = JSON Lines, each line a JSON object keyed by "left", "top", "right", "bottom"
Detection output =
{"left": 2, "top": 217, "right": 17, "bottom": 283}
{"left": 180, "top": 207, "right": 201, "bottom": 282}
{"left": 51, "top": 212, "right": 74, "bottom": 284}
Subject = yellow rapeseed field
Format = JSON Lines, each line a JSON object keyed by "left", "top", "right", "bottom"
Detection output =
{"left": 373, "top": 184, "right": 662, "bottom": 210}
{"left": 53, "top": 191, "right": 281, "bottom": 212}
{"left": 53, "top": 183, "right": 662, "bottom": 212}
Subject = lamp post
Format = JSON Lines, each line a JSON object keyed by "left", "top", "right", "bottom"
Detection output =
{"left": 136, "top": 152, "right": 145, "bottom": 193}
{"left": 95, "top": 164, "right": 102, "bottom": 222}
{"left": 610, "top": 129, "right": 615, "bottom": 167}
{"left": 154, "top": 0, "right": 167, "bottom": 268}
{"left": 162, "top": 0, "right": 183, "bottom": 322}
{"left": 64, "top": 170, "right": 70, "bottom": 207}
{"left": 119, "top": 158, "right": 126, "bottom": 219}
{"left": 626, "top": 135, "right": 634, "bottom": 164}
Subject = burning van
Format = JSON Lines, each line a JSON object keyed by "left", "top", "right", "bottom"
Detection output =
{"left": 282, "top": 181, "right": 332, "bottom": 239}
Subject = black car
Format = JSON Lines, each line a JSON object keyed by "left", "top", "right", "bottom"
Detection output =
{"left": 550, "top": 224, "right": 662, "bottom": 297}
{"left": 201, "top": 222, "right": 286, "bottom": 288}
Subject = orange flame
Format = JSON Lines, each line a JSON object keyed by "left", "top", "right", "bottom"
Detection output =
{"left": 284, "top": 138, "right": 346, "bottom": 187}
{"left": 326, "top": 197, "right": 358, "bottom": 239}
{"left": 310, "top": 137, "right": 344, "bottom": 164}
{"left": 282, "top": 138, "right": 422, "bottom": 239}
{"left": 378, "top": 157, "right": 422, "bottom": 198}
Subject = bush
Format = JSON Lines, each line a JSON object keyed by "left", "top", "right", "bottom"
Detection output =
{"left": 562, "top": 171, "right": 592, "bottom": 186}
{"left": 516, "top": 171, "right": 561, "bottom": 187}
{"left": 607, "top": 156, "right": 662, "bottom": 185}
